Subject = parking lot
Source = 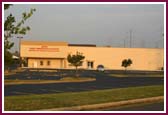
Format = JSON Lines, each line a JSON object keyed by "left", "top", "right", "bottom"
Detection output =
{"left": 4, "top": 69, "right": 164, "bottom": 96}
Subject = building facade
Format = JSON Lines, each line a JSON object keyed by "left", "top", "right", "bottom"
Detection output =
{"left": 20, "top": 40, "right": 164, "bottom": 71}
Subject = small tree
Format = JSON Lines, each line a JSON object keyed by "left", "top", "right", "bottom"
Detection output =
{"left": 67, "top": 52, "right": 85, "bottom": 77}
{"left": 4, "top": 4, "right": 36, "bottom": 69}
{"left": 121, "top": 58, "right": 133, "bottom": 71}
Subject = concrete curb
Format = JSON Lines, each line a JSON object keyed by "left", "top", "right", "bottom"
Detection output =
{"left": 5, "top": 79, "right": 96, "bottom": 86}
{"left": 40, "top": 96, "right": 164, "bottom": 111}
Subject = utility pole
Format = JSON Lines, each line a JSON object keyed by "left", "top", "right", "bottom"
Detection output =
{"left": 124, "top": 39, "right": 126, "bottom": 48}
{"left": 162, "top": 33, "right": 164, "bottom": 48}
{"left": 129, "top": 29, "right": 132, "bottom": 48}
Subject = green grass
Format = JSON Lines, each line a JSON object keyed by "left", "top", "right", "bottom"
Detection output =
{"left": 5, "top": 77, "right": 96, "bottom": 85}
{"left": 5, "top": 85, "right": 164, "bottom": 111}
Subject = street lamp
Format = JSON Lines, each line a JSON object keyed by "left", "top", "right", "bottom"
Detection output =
{"left": 17, "top": 36, "right": 23, "bottom": 67}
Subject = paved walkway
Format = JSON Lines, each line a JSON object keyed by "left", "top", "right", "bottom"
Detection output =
{"left": 103, "top": 101, "right": 164, "bottom": 111}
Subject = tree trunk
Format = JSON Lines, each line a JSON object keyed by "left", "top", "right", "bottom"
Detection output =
{"left": 75, "top": 66, "right": 78, "bottom": 77}
{"left": 125, "top": 67, "right": 127, "bottom": 74}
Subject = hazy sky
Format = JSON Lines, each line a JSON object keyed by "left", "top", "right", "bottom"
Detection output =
{"left": 4, "top": 4, "right": 164, "bottom": 52}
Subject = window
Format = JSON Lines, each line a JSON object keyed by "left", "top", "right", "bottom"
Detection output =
{"left": 90, "top": 62, "right": 93, "bottom": 68}
{"left": 40, "top": 61, "right": 43, "bottom": 66}
{"left": 47, "top": 61, "right": 50, "bottom": 66}
{"left": 87, "top": 61, "right": 94, "bottom": 69}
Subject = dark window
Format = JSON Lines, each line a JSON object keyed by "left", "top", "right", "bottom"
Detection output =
{"left": 40, "top": 61, "right": 43, "bottom": 66}
{"left": 47, "top": 61, "right": 50, "bottom": 66}
{"left": 87, "top": 61, "right": 94, "bottom": 69}
{"left": 90, "top": 62, "right": 93, "bottom": 68}
{"left": 87, "top": 62, "right": 90, "bottom": 67}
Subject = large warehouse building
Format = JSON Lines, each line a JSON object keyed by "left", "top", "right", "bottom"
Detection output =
{"left": 20, "top": 40, "right": 164, "bottom": 71}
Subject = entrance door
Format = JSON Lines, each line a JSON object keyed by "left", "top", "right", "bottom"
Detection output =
{"left": 33, "top": 61, "right": 37, "bottom": 68}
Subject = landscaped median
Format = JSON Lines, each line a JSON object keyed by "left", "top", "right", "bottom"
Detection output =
{"left": 4, "top": 77, "right": 96, "bottom": 85}
{"left": 5, "top": 85, "right": 164, "bottom": 111}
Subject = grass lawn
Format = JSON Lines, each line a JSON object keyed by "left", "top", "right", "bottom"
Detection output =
{"left": 4, "top": 77, "right": 96, "bottom": 85}
{"left": 5, "top": 85, "right": 164, "bottom": 111}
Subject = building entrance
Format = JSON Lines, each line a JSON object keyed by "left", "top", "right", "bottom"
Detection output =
{"left": 33, "top": 61, "right": 37, "bottom": 68}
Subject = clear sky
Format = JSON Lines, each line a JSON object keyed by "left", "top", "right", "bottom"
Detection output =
{"left": 4, "top": 3, "right": 164, "bottom": 52}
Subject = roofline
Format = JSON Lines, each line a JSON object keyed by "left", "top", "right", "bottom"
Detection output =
{"left": 21, "top": 40, "right": 68, "bottom": 46}
{"left": 68, "top": 44, "right": 96, "bottom": 47}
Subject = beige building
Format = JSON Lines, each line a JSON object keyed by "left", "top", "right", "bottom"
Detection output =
{"left": 20, "top": 40, "right": 164, "bottom": 71}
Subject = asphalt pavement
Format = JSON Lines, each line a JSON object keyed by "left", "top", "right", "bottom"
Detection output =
{"left": 4, "top": 70, "right": 164, "bottom": 96}
{"left": 101, "top": 101, "right": 164, "bottom": 111}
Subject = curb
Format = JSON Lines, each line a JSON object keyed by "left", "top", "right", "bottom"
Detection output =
{"left": 5, "top": 79, "right": 96, "bottom": 86}
{"left": 40, "top": 96, "right": 164, "bottom": 111}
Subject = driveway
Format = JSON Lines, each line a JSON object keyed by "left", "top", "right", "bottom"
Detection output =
{"left": 4, "top": 70, "right": 164, "bottom": 96}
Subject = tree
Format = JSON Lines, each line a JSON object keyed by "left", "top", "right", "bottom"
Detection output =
{"left": 67, "top": 52, "right": 85, "bottom": 77}
{"left": 4, "top": 4, "right": 36, "bottom": 69}
{"left": 121, "top": 58, "right": 133, "bottom": 71}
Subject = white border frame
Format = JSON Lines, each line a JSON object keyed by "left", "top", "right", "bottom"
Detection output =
{"left": 2, "top": 2, "right": 166, "bottom": 113}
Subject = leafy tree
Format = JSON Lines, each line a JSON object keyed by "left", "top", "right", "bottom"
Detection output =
{"left": 121, "top": 58, "right": 133, "bottom": 71}
{"left": 13, "top": 50, "right": 19, "bottom": 57}
{"left": 4, "top": 4, "right": 12, "bottom": 10}
{"left": 4, "top": 4, "right": 36, "bottom": 69}
{"left": 67, "top": 52, "right": 85, "bottom": 77}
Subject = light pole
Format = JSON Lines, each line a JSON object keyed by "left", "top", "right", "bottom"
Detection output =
{"left": 129, "top": 29, "right": 132, "bottom": 48}
{"left": 17, "top": 36, "right": 23, "bottom": 67}
{"left": 123, "top": 39, "right": 126, "bottom": 48}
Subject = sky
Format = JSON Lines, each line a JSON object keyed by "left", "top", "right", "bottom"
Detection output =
{"left": 4, "top": 3, "right": 164, "bottom": 52}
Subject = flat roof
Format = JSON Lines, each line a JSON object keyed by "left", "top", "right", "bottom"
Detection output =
{"left": 21, "top": 40, "right": 68, "bottom": 46}
{"left": 68, "top": 44, "right": 96, "bottom": 47}
{"left": 20, "top": 40, "right": 163, "bottom": 50}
